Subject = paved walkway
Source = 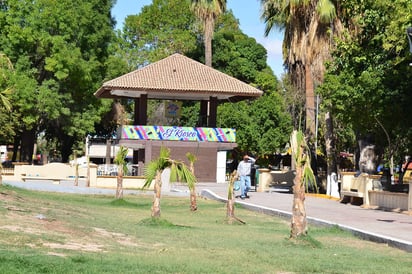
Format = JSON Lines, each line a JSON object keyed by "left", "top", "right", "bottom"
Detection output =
{"left": 3, "top": 180, "right": 412, "bottom": 252}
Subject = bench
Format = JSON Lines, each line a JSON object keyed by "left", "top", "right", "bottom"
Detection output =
{"left": 21, "top": 176, "right": 76, "bottom": 184}
{"left": 340, "top": 172, "right": 382, "bottom": 207}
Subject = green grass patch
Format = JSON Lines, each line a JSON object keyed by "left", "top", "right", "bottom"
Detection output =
{"left": 0, "top": 185, "right": 411, "bottom": 273}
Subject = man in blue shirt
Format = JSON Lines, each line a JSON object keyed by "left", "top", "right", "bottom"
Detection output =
{"left": 237, "top": 154, "right": 256, "bottom": 199}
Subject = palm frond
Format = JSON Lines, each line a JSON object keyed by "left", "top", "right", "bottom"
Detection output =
{"left": 186, "top": 152, "right": 197, "bottom": 164}
{"left": 159, "top": 146, "right": 171, "bottom": 159}
{"left": 290, "top": 129, "right": 318, "bottom": 192}
{"left": 144, "top": 160, "right": 159, "bottom": 188}
{"left": 179, "top": 163, "right": 197, "bottom": 187}
{"left": 316, "top": 0, "right": 336, "bottom": 23}
{"left": 169, "top": 162, "right": 178, "bottom": 183}
{"left": 114, "top": 146, "right": 129, "bottom": 175}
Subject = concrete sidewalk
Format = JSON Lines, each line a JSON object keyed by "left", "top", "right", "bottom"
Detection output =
{"left": 3, "top": 180, "right": 412, "bottom": 252}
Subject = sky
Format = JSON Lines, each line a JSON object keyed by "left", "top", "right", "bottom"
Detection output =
{"left": 112, "top": 0, "right": 284, "bottom": 78}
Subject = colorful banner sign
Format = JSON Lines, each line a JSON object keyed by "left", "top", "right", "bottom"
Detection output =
{"left": 121, "top": 126, "right": 236, "bottom": 143}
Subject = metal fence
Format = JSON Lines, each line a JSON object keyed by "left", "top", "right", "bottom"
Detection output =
{"left": 96, "top": 164, "right": 136, "bottom": 176}
{"left": 0, "top": 167, "right": 14, "bottom": 175}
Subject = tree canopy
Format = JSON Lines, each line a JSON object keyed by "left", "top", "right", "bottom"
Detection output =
{"left": 317, "top": 0, "right": 412, "bottom": 163}
{"left": 0, "top": 0, "right": 116, "bottom": 161}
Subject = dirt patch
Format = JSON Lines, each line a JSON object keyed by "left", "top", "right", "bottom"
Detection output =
{"left": 43, "top": 241, "right": 105, "bottom": 252}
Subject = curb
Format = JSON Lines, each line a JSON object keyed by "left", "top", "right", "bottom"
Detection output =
{"left": 200, "top": 189, "right": 412, "bottom": 252}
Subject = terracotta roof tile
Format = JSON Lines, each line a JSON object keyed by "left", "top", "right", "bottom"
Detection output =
{"left": 95, "top": 53, "right": 263, "bottom": 100}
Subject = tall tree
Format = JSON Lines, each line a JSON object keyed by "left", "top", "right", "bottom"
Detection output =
{"left": 122, "top": 0, "right": 198, "bottom": 67}
{"left": 318, "top": 0, "right": 412, "bottom": 167}
{"left": 191, "top": 0, "right": 226, "bottom": 67}
{"left": 261, "top": 0, "right": 345, "bottom": 197}
{"left": 261, "top": 0, "right": 339, "bottom": 136}
{"left": 0, "top": 0, "right": 116, "bottom": 162}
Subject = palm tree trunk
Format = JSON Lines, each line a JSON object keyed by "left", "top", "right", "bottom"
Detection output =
{"left": 189, "top": 162, "right": 197, "bottom": 211}
{"left": 74, "top": 156, "right": 79, "bottom": 187}
{"left": 190, "top": 188, "right": 198, "bottom": 211}
{"left": 226, "top": 171, "right": 245, "bottom": 224}
{"left": 204, "top": 18, "right": 214, "bottom": 67}
{"left": 226, "top": 172, "right": 236, "bottom": 221}
{"left": 151, "top": 170, "right": 162, "bottom": 217}
{"left": 290, "top": 167, "right": 307, "bottom": 238}
{"left": 305, "top": 67, "right": 316, "bottom": 137}
{"left": 116, "top": 166, "right": 124, "bottom": 199}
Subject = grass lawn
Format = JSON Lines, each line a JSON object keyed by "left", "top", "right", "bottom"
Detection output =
{"left": 0, "top": 184, "right": 411, "bottom": 273}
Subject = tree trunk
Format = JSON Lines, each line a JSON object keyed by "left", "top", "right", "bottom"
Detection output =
{"left": 116, "top": 165, "right": 123, "bottom": 199}
{"left": 204, "top": 18, "right": 214, "bottom": 67}
{"left": 226, "top": 171, "right": 245, "bottom": 224}
{"left": 290, "top": 166, "right": 307, "bottom": 238}
{"left": 190, "top": 188, "right": 197, "bottom": 211}
{"left": 74, "top": 155, "right": 79, "bottom": 187}
{"left": 105, "top": 139, "right": 111, "bottom": 165}
{"left": 20, "top": 128, "right": 35, "bottom": 163}
{"left": 305, "top": 67, "right": 316, "bottom": 138}
{"left": 189, "top": 162, "right": 197, "bottom": 211}
{"left": 151, "top": 170, "right": 162, "bottom": 218}
{"left": 226, "top": 173, "right": 236, "bottom": 222}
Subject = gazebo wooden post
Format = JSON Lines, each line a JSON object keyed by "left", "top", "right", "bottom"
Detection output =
{"left": 200, "top": 101, "right": 208, "bottom": 127}
{"left": 208, "top": 96, "right": 217, "bottom": 127}
{"left": 133, "top": 95, "right": 148, "bottom": 176}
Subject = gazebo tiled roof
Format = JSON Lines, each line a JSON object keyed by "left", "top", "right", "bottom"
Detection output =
{"left": 95, "top": 53, "right": 263, "bottom": 101}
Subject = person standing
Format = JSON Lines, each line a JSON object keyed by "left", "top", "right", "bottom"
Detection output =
{"left": 237, "top": 154, "right": 256, "bottom": 199}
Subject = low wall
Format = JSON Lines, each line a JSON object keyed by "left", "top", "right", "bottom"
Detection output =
{"left": 341, "top": 172, "right": 411, "bottom": 212}
{"left": 10, "top": 162, "right": 154, "bottom": 190}
{"left": 257, "top": 169, "right": 294, "bottom": 192}
{"left": 92, "top": 176, "right": 147, "bottom": 189}
{"left": 369, "top": 191, "right": 409, "bottom": 211}
{"left": 13, "top": 162, "right": 86, "bottom": 180}
{"left": 340, "top": 172, "right": 382, "bottom": 206}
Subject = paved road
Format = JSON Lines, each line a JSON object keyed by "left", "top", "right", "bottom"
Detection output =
{"left": 3, "top": 180, "right": 412, "bottom": 252}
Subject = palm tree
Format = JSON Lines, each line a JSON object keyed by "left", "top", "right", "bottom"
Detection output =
{"left": 261, "top": 0, "right": 345, "bottom": 197}
{"left": 289, "top": 130, "right": 316, "bottom": 238}
{"left": 186, "top": 152, "right": 198, "bottom": 211}
{"left": 191, "top": 0, "right": 226, "bottom": 67}
{"left": 114, "top": 146, "right": 129, "bottom": 199}
{"left": 260, "top": 0, "right": 341, "bottom": 135}
{"left": 144, "top": 147, "right": 196, "bottom": 218}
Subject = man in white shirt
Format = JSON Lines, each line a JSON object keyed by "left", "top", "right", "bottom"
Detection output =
{"left": 237, "top": 154, "right": 256, "bottom": 199}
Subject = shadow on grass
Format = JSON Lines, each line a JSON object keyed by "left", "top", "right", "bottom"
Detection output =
{"left": 109, "top": 198, "right": 151, "bottom": 208}
{"left": 138, "top": 217, "right": 191, "bottom": 229}
{"left": 283, "top": 234, "right": 323, "bottom": 249}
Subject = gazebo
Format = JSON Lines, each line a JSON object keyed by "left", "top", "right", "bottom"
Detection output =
{"left": 95, "top": 53, "right": 263, "bottom": 182}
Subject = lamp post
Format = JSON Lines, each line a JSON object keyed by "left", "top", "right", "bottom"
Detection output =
{"left": 407, "top": 27, "right": 412, "bottom": 65}
{"left": 86, "top": 135, "right": 91, "bottom": 187}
